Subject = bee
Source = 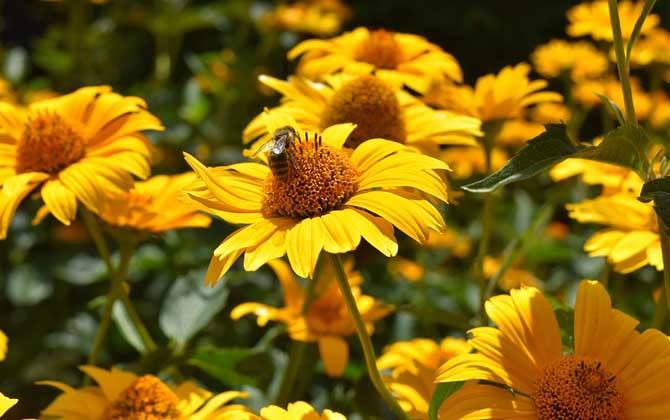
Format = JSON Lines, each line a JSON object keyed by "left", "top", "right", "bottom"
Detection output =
{"left": 252, "top": 126, "right": 299, "bottom": 181}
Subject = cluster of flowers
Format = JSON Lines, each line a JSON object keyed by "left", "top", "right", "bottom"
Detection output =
{"left": 1, "top": 0, "right": 670, "bottom": 419}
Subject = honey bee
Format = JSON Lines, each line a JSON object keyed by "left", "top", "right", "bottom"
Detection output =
{"left": 252, "top": 126, "right": 299, "bottom": 181}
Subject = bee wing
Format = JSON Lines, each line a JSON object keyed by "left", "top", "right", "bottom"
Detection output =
{"left": 251, "top": 140, "right": 277, "bottom": 158}
{"left": 271, "top": 137, "right": 287, "bottom": 154}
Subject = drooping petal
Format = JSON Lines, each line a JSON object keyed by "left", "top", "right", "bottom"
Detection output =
{"left": 318, "top": 336, "right": 349, "bottom": 377}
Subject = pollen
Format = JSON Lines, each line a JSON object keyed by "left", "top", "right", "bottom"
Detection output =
{"left": 321, "top": 75, "right": 406, "bottom": 148}
{"left": 103, "top": 375, "right": 180, "bottom": 420}
{"left": 16, "top": 111, "right": 86, "bottom": 174}
{"left": 355, "top": 29, "right": 402, "bottom": 70}
{"left": 263, "top": 136, "right": 357, "bottom": 219}
{"left": 533, "top": 356, "right": 624, "bottom": 420}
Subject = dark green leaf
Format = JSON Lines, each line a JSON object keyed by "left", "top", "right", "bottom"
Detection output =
{"left": 463, "top": 124, "right": 651, "bottom": 193}
{"left": 429, "top": 381, "right": 463, "bottom": 420}
{"left": 577, "top": 124, "right": 650, "bottom": 179}
{"left": 639, "top": 177, "right": 670, "bottom": 231}
{"left": 463, "top": 124, "right": 578, "bottom": 193}
{"left": 159, "top": 270, "right": 229, "bottom": 347}
{"left": 112, "top": 301, "right": 147, "bottom": 354}
{"left": 596, "top": 94, "right": 624, "bottom": 126}
{"left": 189, "top": 347, "right": 268, "bottom": 387}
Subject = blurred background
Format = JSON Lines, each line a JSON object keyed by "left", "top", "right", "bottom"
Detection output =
{"left": 1, "top": 1, "right": 669, "bottom": 417}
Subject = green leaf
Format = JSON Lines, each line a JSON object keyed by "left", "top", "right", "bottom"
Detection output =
{"left": 639, "top": 177, "right": 670, "bottom": 231}
{"left": 112, "top": 301, "right": 147, "bottom": 354}
{"left": 596, "top": 94, "right": 624, "bottom": 126}
{"left": 429, "top": 381, "right": 463, "bottom": 420}
{"left": 188, "top": 347, "right": 267, "bottom": 387}
{"left": 577, "top": 124, "right": 650, "bottom": 179}
{"left": 463, "top": 123, "right": 652, "bottom": 193}
{"left": 463, "top": 124, "right": 578, "bottom": 193}
{"left": 159, "top": 270, "right": 229, "bottom": 348}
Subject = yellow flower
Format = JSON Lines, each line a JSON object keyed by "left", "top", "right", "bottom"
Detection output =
{"left": 567, "top": 0, "right": 659, "bottom": 41}
{"left": 244, "top": 74, "right": 481, "bottom": 154}
{"left": 631, "top": 28, "right": 670, "bottom": 66}
{"left": 483, "top": 256, "right": 543, "bottom": 291}
{"left": 0, "top": 78, "right": 16, "bottom": 104}
{"left": 531, "top": 39, "right": 608, "bottom": 80}
{"left": 0, "top": 329, "right": 6, "bottom": 361}
{"left": 0, "top": 329, "right": 17, "bottom": 418}
{"left": 573, "top": 76, "right": 652, "bottom": 119}
{"left": 183, "top": 113, "right": 449, "bottom": 282}
{"left": 0, "top": 393, "right": 18, "bottom": 418}
{"left": 96, "top": 172, "right": 211, "bottom": 233}
{"left": 550, "top": 155, "right": 639, "bottom": 193}
{"left": 288, "top": 27, "right": 463, "bottom": 94}
{"left": 39, "top": 365, "right": 248, "bottom": 419}
{"left": 567, "top": 189, "right": 661, "bottom": 273}
{"left": 424, "top": 63, "right": 562, "bottom": 122}
{"left": 437, "top": 280, "right": 670, "bottom": 419}
{"left": 259, "top": 0, "right": 350, "bottom": 36}
{"left": 425, "top": 229, "right": 472, "bottom": 258}
{"left": 649, "top": 91, "right": 670, "bottom": 130}
{"left": 232, "top": 259, "right": 392, "bottom": 377}
{"left": 530, "top": 102, "right": 571, "bottom": 124}
{"left": 496, "top": 119, "right": 545, "bottom": 146}
{"left": 377, "top": 337, "right": 471, "bottom": 418}
{"left": 388, "top": 257, "right": 425, "bottom": 283}
{"left": 0, "top": 86, "right": 163, "bottom": 239}
{"left": 226, "top": 401, "right": 346, "bottom": 420}
{"left": 439, "top": 147, "right": 507, "bottom": 180}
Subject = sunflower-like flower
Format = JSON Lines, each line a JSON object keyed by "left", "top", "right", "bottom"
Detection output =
{"left": 259, "top": 0, "right": 351, "bottom": 36}
{"left": 437, "top": 280, "right": 670, "bottom": 419}
{"left": 377, "top": 337, "right": 471, "bottom": 418}
{"left": 567, "top": 0, "right": 659, "bottom": 41}
{"left": 531, "top": 39, "right": 608, "bottom": 81}
{"left": 0, "top": 78, "right": 16, "bottom": 104}
{"left": 424, "top": 63, "right": 562, "bottom": 122}
{"left": 226, "top": 401, "right": 346, "bottom": 420}
{"left": 483, "top": 256, "right": 543, "bottom": 291}
{"left": 567, "top": 190, "right": 661, "bottom": 274}
{"left": 0, "top": 329, "right": 17, "bottom": 418}
{"left": 244, "top": 74, "right": 481, "bottom": 153}
{"left": 630, "top": 28, "right": 670, "bottom": 67}
{"left": 0, "top": 86, "right": 163, "bottom": 239}
{"left": 95, "top": 172, "right": 211, "bottom": 234}
{"left": 439, "top": 147, "right": 507, "bottom": 180}
{"left": 39, "top": 366, "right": 248, "bottom": 419}
{"left": 232, "top": 259, "right": 392, "bottom": 377}
{"left": 550, "top": 155, "right": 639, "bottom": 193}
{"left": 573, "top": 76, "right": 652, "bottom": 119}
{"left": 183, "top": 113, "right": 449, "bottom": 282}
{"left": 288, "top": 27, "right": 462, "bottom": 93}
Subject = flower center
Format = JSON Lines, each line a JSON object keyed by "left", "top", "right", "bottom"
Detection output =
{"left": 533, "top": 356, "right": 624, "bottom": 420}
{"left": 321, "top": 75, "right": 406, "bottom": 148}
{"left": 16, "top": 111, "right": 85, "bottom": 174}
{"left": 103, "top": 375, "right": 180, "bottom": 420}
{"left": 354, "top": 29, "right": 402, "bottom": 70}
{"left": 263, "top": 136, "right": 357, "bottom": 219}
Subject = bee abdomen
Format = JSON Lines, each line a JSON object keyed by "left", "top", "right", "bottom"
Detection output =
{"left": 269, "top": 153, "right": 289, "bottom": 181}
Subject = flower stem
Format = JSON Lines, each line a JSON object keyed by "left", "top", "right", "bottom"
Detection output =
{"left": 327, "top": 253, "right": 408, "bottom": 420}
{"left": 275, "top": 257, "right": 324, "bottom": 406}
{"left": 608, "top": 0, "right": 636, "bottom": 123}
{"left": 82, "top": 210, "right": 156, "bottom": 368}
{"left": 657, "top": 217, "right": 670, "bottom": 327}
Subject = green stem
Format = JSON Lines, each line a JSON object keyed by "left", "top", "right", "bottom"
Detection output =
{"left": 327, "top": 254, "right": 408, "bottom": 420}
{"left": 474, "top": 191, "right": 496, "bottom": 325}
{"left": 608, "top": 0, "right": 636, "bottom": 123}
{"left": 274, "top": 255, "right": 324, "bottom": 405}
{"left": 657, "top": 217, "right": 670, "bottom": 326}
{"left": 651, "top": 289, "right": 667, "bottom": 330}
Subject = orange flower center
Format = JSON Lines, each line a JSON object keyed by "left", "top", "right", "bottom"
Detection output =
{"left": 321, "top": 75, "right": 406, "bottom": 148}
{"left": 263, "top": 137, "right": 357, "bottom": 219}
{"left": 16, "top": 111, "right": 86, "bottom": 174}
{"left": 355, "top": 29, "right": 402, "bottom": 70}
{"left": 534, "top": 356, "right": 624, "bottom": 420}
{"left": 103, "top": 375, "right": 180, "bottom": 420}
